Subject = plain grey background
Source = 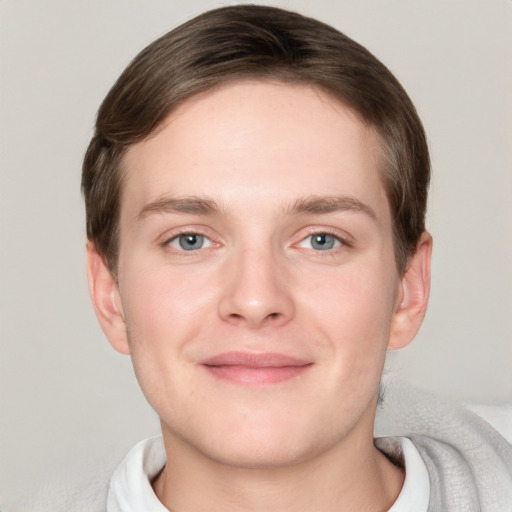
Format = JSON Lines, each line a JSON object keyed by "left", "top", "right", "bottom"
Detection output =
{"left": 1, "top": 0, "right": 511, "bottom": 508}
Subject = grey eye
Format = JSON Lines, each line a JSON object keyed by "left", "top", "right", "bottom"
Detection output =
{"left": 310, "top": 233, "right": 337, "bottom": 250}
{"left": 178, "top": 234, "right": 205, "bottom": 250}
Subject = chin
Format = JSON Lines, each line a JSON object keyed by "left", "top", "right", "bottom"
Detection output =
{"left": 202, "top": 430, "right": 326, "bottom": 470}
{"left": 167, "top": 402, "right": 359, "bottom": 470}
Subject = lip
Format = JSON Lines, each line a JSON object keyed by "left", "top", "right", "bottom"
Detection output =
{"left": 199, "top": 352, "right": 313, "bottom": 385}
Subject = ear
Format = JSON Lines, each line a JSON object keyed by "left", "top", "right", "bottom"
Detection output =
{"left": 86, "top": 242, "right": 131, "bottom": 355}
{"left": 388, "top": 232, "right": 432, "bottom": 350}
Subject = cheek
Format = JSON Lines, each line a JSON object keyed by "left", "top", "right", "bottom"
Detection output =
{"left": 305, "top": 256, "right": 396, "bottom": 323}
{"left": 120, "top": 257, "right": 214, "bottom": 341}
{"left": 117, "top": 262, "right": 211, "bottom": 414}
{"left": 301, "top": 258, "right": 398, "bottom": 373}
{"left": 117, "top": 260, "right": 214, "bottom": 386}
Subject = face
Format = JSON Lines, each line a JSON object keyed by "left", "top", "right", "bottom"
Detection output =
{"left": 90, "top": 80, "right": 427, "bottom": 469}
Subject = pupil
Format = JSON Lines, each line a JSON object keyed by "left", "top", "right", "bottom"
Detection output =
{"left": 179, "top": 234, "right": 203, "bottom": 250}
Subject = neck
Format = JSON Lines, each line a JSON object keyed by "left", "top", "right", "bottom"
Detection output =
{"left": 153, "top": 425, "right": 404, "bottom": 512}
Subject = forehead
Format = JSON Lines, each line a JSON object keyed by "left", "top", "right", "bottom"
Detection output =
{"left": 121, "top": 80, "right": 388, "bottom": 221}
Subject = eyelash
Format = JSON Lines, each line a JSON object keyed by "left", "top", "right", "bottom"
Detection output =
{"left": 161, "top": 229, "right": 217, "bottom": 253}
{"left": 295, "top": 228, "right": 352, "bottom": 252}
{"left": 160, "top": 227, "right": 352, "bottom": 255}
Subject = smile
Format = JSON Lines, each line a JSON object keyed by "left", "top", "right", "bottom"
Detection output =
{"left": 199, "top": 352, "right": 313, "bottom": 385}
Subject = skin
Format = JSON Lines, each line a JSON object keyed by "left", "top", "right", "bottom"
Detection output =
{"left": 87, "top": 80, "right": 432, "bottom": 511}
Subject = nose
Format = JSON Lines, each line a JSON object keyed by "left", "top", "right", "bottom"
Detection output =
{"left": 218, "top": 246, "right": 295, "bottom": 329}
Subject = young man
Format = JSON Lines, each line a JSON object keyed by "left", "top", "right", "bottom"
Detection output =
{"left": 82, "top": 5, "right": 512, "bottom": 511}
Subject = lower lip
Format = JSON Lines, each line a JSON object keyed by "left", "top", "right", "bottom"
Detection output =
{"left": 202, "top": 364, "right": 312, "bottom": 385}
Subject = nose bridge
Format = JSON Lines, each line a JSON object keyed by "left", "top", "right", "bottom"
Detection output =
{"left": 218, "top": 240, "right": 294, "bottom": 328}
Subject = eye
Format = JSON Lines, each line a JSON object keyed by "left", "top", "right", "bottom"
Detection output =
{"left": 298, "top": 233, "right": 342, "bottom": 251}
{"left": 168, "top": 233, "right": 213, "bottom": 251}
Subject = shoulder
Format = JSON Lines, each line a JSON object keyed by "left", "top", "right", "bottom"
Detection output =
{"left": 16, "top": 456, "right": 115, "bottom": 512}
{"left": 375, "top": 376, "right": 512, "bottom": 511}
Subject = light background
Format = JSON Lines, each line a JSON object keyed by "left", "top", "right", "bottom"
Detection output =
{"left": 1, "top": 0, "right": 511, "bottom": 508}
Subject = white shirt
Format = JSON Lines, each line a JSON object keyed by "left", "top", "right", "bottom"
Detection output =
{"left": 379, "top": 437, "right": 430, "bottom": 512}
{"left": 107, "top": 435, "right": 430, "bottom": 512}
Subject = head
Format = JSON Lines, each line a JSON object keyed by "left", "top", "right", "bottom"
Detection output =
{"left": 82, "top": 4, "right": 429, "bottom": 278}
{"left": 83, "top": 5, "right": 431, "bottom": 471}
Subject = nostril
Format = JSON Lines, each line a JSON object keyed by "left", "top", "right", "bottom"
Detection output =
{"left": 264, "top": 312, "right": 283, "bottom": 323}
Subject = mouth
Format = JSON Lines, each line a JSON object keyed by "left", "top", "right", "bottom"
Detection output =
{"left": 199, "top": 352, "right": 313, "bottom": 385}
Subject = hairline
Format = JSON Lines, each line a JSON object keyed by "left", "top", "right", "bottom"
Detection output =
{"left": 111, "top": 77, "right": 397, "bottom": 258}
{"left": 103, "top": 77, "right": 404, "bottom": 277}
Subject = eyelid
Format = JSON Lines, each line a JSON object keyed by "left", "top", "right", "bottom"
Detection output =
{"left": 296, "top": 234, "right": 342, "bottom": 250}
{"left": 292, "top": 226, "right": 354, "bottom": 249}
{"left": 159, "top": 225, "right": 220, "bottom": 250}
{"left": 167, "top": 233, "right": 213, "bottom": 251}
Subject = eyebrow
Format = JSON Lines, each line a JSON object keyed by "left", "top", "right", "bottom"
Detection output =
{"left": 137, "top": 194, "right": 377, "bottom": 222}
{"left": 288, "top": 195, "right": 377, "bottom": 221}
{"left": 137, "top": 196, "right": 220, "bottom": 220}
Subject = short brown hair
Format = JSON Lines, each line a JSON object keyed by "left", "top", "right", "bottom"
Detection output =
{"left": 82, "top": 4, "right": 430, "bottom": 275}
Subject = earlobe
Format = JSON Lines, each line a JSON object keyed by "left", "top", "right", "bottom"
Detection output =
{"left": 388, "top": 232, "right": 432, "bottom": 350}
{"left": 86, "top": 242, "right": 131, "bottom": 355}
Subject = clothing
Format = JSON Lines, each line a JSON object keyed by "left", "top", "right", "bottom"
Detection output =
{"left": 18, "top": 378, "right": 512, "bottom": 512}
{"left": 377, "top": 437, "right": 430, "bottom": 512}
{"left": 374, "top": 376, "right": 512, "bottom": 511}
{"left": 107, "top": 436, "right": 429, "bottom": 512}
{"left": 106, "top": 434, "right": 430, "bottom": 512}
{"left": 107, "top": 435, "right": 166, "bottom": 512}
{"left": 105, "top": 378, "right": 512, "bottom": 511}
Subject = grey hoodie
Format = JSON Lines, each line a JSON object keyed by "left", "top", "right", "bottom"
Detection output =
{"left": 13, "top": 378, "right": 512, "bottom": 512}
{"left": 375, "top": 377, "right": 512, "bottom": 511}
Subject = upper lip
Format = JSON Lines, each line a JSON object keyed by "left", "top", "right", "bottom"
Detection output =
{"left": 200, "top": 352, "right": 312, "bottom": 368}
